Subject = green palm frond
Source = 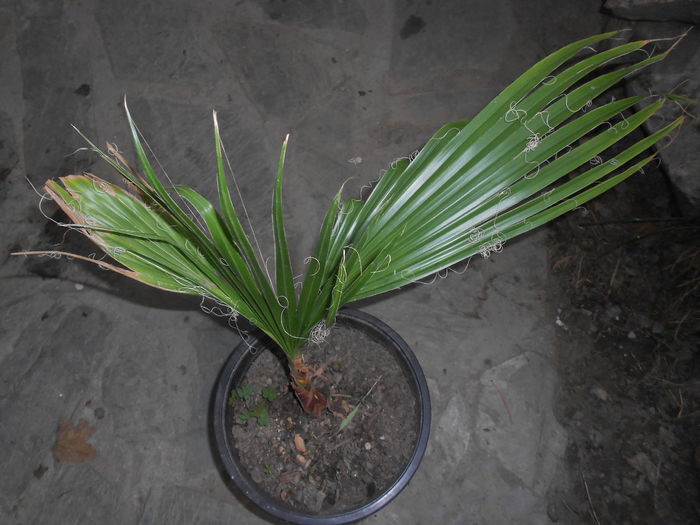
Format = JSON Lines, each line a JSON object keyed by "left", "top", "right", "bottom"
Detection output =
{"left": 18, "top": 31, "right": 685, "bottom": 359}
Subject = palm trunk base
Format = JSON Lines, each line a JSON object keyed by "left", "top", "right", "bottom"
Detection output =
{"left": 289, "top": 355, "right": 328, "bottom": 417}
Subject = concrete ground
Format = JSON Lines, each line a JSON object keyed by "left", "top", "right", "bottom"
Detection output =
{"left": 0, "top": 1, "right": 681, "bottom": 524}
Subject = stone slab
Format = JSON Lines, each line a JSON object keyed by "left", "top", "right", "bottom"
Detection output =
{"left": 0, "top": 1, "right": 636, "bottom": 524}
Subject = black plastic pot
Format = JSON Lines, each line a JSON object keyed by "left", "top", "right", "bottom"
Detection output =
{"left": 212, "top": 308, "right": 431, "bottom": 524}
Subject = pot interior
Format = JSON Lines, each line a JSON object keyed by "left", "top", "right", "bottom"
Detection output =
{"left": 214, "top": 309, "right": 430, "bottom": 522}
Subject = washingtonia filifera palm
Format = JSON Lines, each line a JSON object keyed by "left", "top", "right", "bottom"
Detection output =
{"left": 18, "top": 31, "right": 686, "bottom": 415}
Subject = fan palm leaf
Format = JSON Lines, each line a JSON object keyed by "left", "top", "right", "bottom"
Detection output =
{"left": 17, "top": 31, "right": 685, "bottom": 368}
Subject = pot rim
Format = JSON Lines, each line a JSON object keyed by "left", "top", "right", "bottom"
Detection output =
{"left": 212, "top": 308, "right": 431, "bottom": 524}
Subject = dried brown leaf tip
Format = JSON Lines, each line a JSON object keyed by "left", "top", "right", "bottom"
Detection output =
{"left": 53, "top": 419, "right": 96, "bottom": 464}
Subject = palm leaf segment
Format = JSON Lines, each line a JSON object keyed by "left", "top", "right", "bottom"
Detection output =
{"left": 33, "top": 31, "right": 683, "bottom": 358}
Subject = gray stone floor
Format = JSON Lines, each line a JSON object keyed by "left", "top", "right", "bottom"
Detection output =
{"left": 1, "top": 1, "right": 688, "bottom": 524}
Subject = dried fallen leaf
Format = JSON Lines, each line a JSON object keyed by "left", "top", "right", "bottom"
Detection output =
{"left": 327, "top": 398, "right": 347, "bottom": 418}
{"left": 295, "top": 454, "right": 310, "bottom": 468}
{"left": 53, "top": 419, "right": 96, "bottom": 463}
{"left": 33, "top": 464, "right": 48, "bottom": 479}
{"left": 312, "top": 363, "right": 327, "bottom": 380}
{"left": 278, "top": 470, "right": 301, "bottom": 484}
{"left": 294, "top": 434, "right": 307, "bottom": 454}
{"left": 280, "top": 488, "right": 293, "bottom": 502}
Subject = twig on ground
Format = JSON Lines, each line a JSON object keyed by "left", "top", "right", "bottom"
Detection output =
{"left": 672, "top": 310, "right": 691, "bottom": 341}
{"left": 336, "top": 375, "right": 382, "bottom": 434}
{"left": 580, "top": 467, "right": 601, "bottom": 525}
{"left": 491, "top": 380, "right": 513, "bottom": 425}
{"left": 607, "top": 256, "right": 621, "bottom": 299}
{"left": 575, "top": 255, "right": 586, "bottom": 289}
{"left": 675, "top": 388, "right": 684, "bottom": 418}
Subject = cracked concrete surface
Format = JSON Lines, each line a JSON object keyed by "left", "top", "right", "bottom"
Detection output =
{"left": 1, "top": 1, "right": 611, "bottom": 523}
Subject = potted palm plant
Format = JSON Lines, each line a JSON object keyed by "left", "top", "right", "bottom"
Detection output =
{"left": 16, "top": 30, "right": 685, "bottom": 523}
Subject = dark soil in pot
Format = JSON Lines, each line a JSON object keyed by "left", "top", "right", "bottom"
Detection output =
{"left": 224, "top": 316, "right": 421, "bottom": 516}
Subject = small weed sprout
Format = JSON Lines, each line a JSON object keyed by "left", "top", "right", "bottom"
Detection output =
{"left": 231, "top": 385, "right": 278, "bottom": 427}
{"left": 261, "top": 386, "right": 278, "bottom": 402}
